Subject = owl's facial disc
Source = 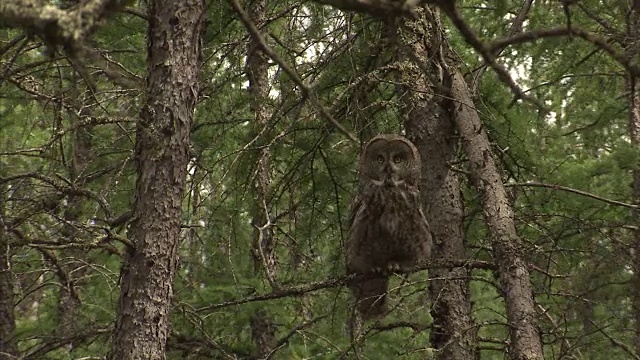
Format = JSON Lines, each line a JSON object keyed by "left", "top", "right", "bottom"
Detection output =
{"left": 366, "top": 153, "right": 387, "bottom": 185}
{"left": 371, "top": 179, "right": 385, "bottom": 186}
{"left": 384, "top": 151, "right": 407, "bottom": 186}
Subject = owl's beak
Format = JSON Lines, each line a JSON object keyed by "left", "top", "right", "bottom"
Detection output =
{"left": 384, "top": 172, "right": 402, "bottom": 187}
{"left": 380, "top": 164, "right": 392, "bottom": 187}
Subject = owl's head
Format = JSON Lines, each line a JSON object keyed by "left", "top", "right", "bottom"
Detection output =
{"left": 359, "top": 134, "right": 421, "bottom": 187}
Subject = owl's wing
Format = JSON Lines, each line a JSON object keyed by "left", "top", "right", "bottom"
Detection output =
{"left": 347, "top": 192, "right": 364, "bottom": 230}
{"left": 345, "top": 192, "right": 369, "bottom": 274}
{"left": 346, "top": 193, "right": 389, "bottom": 319}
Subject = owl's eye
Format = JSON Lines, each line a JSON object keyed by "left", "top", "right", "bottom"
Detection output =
{"left": 393, "top": 155, "right": 404, "bottom": 164}
{"left": 376, "top": 155, "right": 385, "bottom": 164}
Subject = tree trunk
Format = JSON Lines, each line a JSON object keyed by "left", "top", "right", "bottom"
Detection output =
{"left": 0, "top": 190, "right": 18, "bottom": 360}
{"left": 247, "top": 0, "right": 276, "bottom": 285}
{"left": 393, "top": 6, "right": 477, "bottom": 359}
{"left": 449, "top": 70, "right": 543, "bottom": 360}
{"left": 625, "top": 5, "right": 640, "bottom": 357}
{"left": 245, "top": 1, "right": 277, "bottom": 357}
{"left": 107, "top": 0, "right": 203, "bottom": 358}
{"left": 57, "top": 101, "right": 95, "bottom": 347}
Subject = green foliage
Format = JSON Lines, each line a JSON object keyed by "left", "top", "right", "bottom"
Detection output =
{"left": 2, "top": 0, "right": 640, "bottom": 359}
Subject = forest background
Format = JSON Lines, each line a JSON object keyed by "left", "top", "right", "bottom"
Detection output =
{"left": 1, "top": 0, "right": 639, "bottom": 359}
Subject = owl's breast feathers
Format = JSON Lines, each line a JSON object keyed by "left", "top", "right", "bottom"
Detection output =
{"left": 348, "top": 184, "right": 431, "bottom": 262}
{"left": 363, "top": 183, "right": 421, "bottom": 216}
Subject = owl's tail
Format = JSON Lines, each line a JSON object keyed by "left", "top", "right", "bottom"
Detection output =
{"left": 352, "top": 277, "right": 389, "bottom": 320}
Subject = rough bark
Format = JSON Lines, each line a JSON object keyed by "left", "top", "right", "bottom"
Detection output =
{"left": 0, "top": 191, "right": 18, "bottom": 360}
{"left": 245, "top": 1, "right": 277, "bottom": 357}
{"left": 393, "top": 6, "right": 477, "bottom": 359}
{"left": 247, "top": 0, "right": 276, "bottom": 284}
{"left": 250, "top": 310, "right": 276, "bottom": 360}
{"left": 449, "top": 70, "right": 543, "bottom": 360}
{"left": 107, "top": 0, "right": 203, "bottom": 358}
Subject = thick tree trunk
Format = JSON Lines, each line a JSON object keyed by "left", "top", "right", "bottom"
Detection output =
{"left": 107, "top": 0, "right": 203, "bottom": 358}
{"left": 449, "top": 71, "right": 543, "bottom": 360}
{"left": 393, "top": 7, "right": 477, "bottom": 359}
{"left": 245, "top": 1, "right": 277, "bottom": 358}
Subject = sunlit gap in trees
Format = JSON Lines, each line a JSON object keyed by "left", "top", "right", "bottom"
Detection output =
{"left": 235, "top": 5, "right": 343, "bottom": 105}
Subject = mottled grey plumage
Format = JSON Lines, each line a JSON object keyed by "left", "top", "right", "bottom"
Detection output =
{"left": 346, "top": 134, "right": 432, "bottom": 319}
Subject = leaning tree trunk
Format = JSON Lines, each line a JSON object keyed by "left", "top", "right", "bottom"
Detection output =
{"left": 386, "top": 3, "right": 543, "bottom": 358}
{"left": 245, "top": 0, "right": 278, "bottom": 357}
{"left": 107, "top": 0, "right": 203, "bottom": 358}
{"left": 448, "top": 69, "right": 543, "bottom": 360}
{"left": 392, "top": 6, "right": 477, "bottom": 359}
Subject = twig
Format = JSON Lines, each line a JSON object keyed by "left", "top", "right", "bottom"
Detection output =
{"left": 506, "top": 181, "right": 639, "bottom": 210}
{"left": 489, "top": 27, "right": 640, "bottom": 76}
{"left": 372, "top": 321, "right": 427, "bottom": 333}
{"left": 228, "top": 0, "right": 359, "bottom": 143}
{"left": 0, "top": 172, "right": 112, "bottom": 217}
{"left": 471, "top": 0, "right": 533, "bottom": 92}
{"left": 267, "top": 315, "right": 330, "bottom": 359}
{"left": 589, "top": 320, "right": 640, "bottom": 360}
{"left": 311, "top": 0, "right": 418, "bottom": 17}
{"left": 436, "top": 1, "right": 548, "bottom": 111}
{"left": 256, "top": 198, "right": 277, "bottom": 288}
{"left": 197, "top": 259, "right": 493, "bottom": 312}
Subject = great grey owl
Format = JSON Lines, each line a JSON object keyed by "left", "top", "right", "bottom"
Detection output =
{"left": 346, "top": 134, "right": 432, "bottom": 319}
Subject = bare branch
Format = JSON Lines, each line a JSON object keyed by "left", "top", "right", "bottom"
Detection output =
{"left": 471, "top": 0, "right": 533, "bottom": 92}
{"left": 311, "top": 0, "right": 419, "bottom": 17}
{"left": 436, "top": 2, "right": 548, "bottom": 111}
{"left": 589, "top": 320, "right": 640, "bottom": 360}
{"left": 489, "top": 27, "right": 640, "bottom": 76}
{"left": 507, "top": 181, "right": 640, "bottom": 210}
{"left": 0, "top": 172, "right": 113, "bottom": 218}
{"left": 228, "top": 0, "right": 359, "bottom": 143}
{"left": 197, "top": 259, "right": 493, "bottom": 312}
{"left": 0, "top": 0, "right": 121, "bottom": 49}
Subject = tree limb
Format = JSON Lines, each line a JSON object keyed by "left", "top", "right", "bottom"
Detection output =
{"left": 489, "top": 27, "right": 640, "bottom": 76}
{"left": 437, "top": 1, "right": 548, "bottom": 111}
{"left": 0, "top": 0, "right": 120, "bottom": 49}
{"left": 311, "top": 0, "right": 419, "bottom": 17}
{"left": 197, "top": 259, "right": 493, "bottom": 312}
{"left": 507, "top": 181, "right": 640, "bottom": 210}
{"left": 229, "top": 0, "right": 359, "bottom": 143}
{"left": 471, "top": 0, "right": 533, "bottom": 92}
